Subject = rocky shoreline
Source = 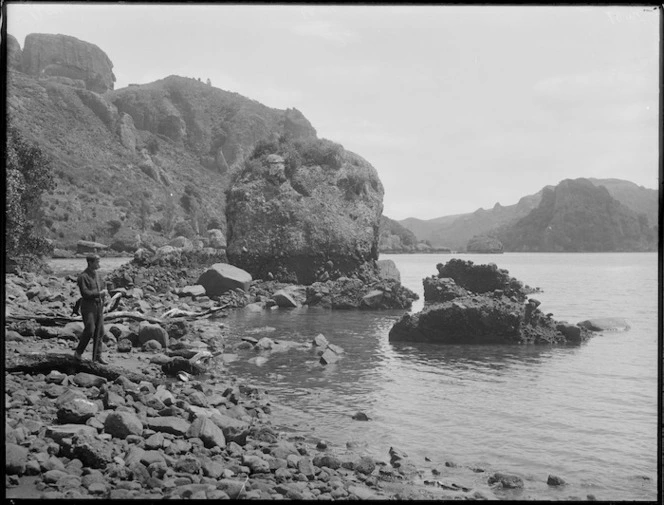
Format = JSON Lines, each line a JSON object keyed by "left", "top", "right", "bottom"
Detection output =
{"left": 5, "top": 256, "right": 602, "bottom": 500}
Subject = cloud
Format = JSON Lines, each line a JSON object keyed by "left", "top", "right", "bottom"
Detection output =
{"left": 291, "top": 20, "right": 357, "bottom": 45}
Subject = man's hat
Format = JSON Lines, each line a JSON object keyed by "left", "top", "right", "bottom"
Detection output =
{"left": 86, "top": 253, "right": 100, "bottom": 261}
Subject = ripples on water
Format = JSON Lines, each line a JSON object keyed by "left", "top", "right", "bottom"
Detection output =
{"left": 213, "top": 253, "right": 658, "bottom": 501}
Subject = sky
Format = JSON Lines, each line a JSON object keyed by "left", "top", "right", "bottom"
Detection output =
{"left": 5, "top": 3, "right": 660, "bottom": 220}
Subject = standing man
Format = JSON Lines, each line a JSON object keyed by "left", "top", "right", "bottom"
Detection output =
{"left": 74, "top": 254, "right": 109, "bottom": 364}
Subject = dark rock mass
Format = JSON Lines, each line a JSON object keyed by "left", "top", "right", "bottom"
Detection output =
{"left": 226, "top": 138, "right": 384, "bottom": 284}
{"left": 389, "top": 260, "right": 591, "bottom": 345}
{"left": 21, "top": 33, "right": 116, "bottom": 93}
{"left": 434, "top": 259, "right": 527, "bottom": 300}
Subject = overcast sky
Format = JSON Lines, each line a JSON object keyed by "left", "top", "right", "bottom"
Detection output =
{"left": 6, "top": 3, "right": 660, "bottom": 220}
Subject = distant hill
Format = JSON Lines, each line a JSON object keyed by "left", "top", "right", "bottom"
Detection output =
{"left": 586, "top": 178, "right": 658, "bottom": 227}
{"left": 399, "top": 191, "right": 546, "bottom": 250}
{"left": 378, "top": 215, "right": 419, "bottom": 252}
{"left": 496, "top": 178, "right": 657, "bottom": 252}
{"left": 400, "top": 178, "right": 658, "bottom": 251}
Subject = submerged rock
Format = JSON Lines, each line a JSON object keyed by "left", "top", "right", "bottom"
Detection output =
{"left": 577, "top": 317, "right": 630, "bottom": 332}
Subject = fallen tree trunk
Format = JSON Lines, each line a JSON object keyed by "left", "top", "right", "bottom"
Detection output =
{"left": 5, "top": 352, "right": 158, "bottom": 385}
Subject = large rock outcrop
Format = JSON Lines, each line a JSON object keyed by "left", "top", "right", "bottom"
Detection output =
{"left": 226, "top": 137, "right": 385, "bottom": 284}
{"left": 21, "top": 33, "right": 115, "bottom": 93}
{"left": 466, "top": 235, "right": 504, "bottom": 253}
{"left": 7, "top": 34, "right": 22, "bottom": 71}
{"left": 389, "top": 261, "right": 591, "bottom": 345}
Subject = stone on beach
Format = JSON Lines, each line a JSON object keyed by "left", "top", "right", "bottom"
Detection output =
{"left": 196, "top": 263, "right": 252, "bottom": 296}
{"left": 138, "top": 321, "right": 169, "bottom": 348}
{"left": 104, "top": 411, "right": 144, "bottom": 439}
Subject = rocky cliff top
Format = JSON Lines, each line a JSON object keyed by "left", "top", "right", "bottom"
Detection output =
{"left": 20, "top": 33, "right": 115, "bottom": 93}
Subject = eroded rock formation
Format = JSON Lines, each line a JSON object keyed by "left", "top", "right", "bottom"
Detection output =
{"left": 226, "top": 138, "right": 384, "bottom": 284}
{"left": 21, "top": 33, "right": 116, "bottom": 93}
{"left": 390, "top": 260, "right": 591, "bottom": 345}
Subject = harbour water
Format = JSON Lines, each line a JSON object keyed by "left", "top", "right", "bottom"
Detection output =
{"left": 49, "top": 252, "right": 659, "bottom": 500}
{"left": 217, "top": 253, "right": 659, "bottom": 501}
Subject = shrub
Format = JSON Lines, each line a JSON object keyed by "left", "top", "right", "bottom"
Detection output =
{"left": 173, "top": 220, "right": 196, "bottom": 239}
{"left": 6, "top": 126, "right": 55, "bottom": 262}
{"left": 108, "top": 219, "right": 122, "bottom": 235}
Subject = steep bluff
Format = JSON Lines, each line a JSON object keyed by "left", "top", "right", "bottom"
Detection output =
{"left": 7, "top": 33, "right": 321, "bottom": 253}
{"left": 21, "top": 33, "right": 116, "bottom": 93}
{"left": 7, "top": 33, "right": 23, "bottom": 71}
{"left": 226, "top": 137, "right": 384, "bottom": 284}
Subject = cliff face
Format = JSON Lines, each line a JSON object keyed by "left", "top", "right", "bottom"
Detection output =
{"left": 111, "top": 76, "right": 316, "bottom": 173}
{"left": 226, "top": 138, "right": 384, "bottom": 284}
{"left": 21, "top": 33, "right": 116, "bottom": 93}
{"left": 498, "top": 178, "right": 657, "bottom": 252}
{"left": 7, "top": 34, "right": 23, "bottom": 70}
{"left": 6, "top": 33, "right": 319, "bottom": 252}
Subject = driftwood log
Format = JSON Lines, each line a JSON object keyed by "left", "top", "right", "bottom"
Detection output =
{"left": 5, "top": 352, "right": 159, "bottom": 385}
{"left": 5, "top": 303, "right": 231, "bottom": 326}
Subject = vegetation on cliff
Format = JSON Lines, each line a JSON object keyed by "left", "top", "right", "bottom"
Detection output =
{"left": 226, "top": 135, "right": 384, "bottom": 283}
{"left": 6, "top": 125, "right": 55, "bottom": 269}
{"left": 7, "top": 34, "right": 317, "bottom": 254}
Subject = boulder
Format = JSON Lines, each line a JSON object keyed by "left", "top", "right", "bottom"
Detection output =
{"left": 72, "top": 372, "right": 107, "bottom": 388}
{"left": 376, "top": 259, "right": 400, "bottom": 282}
{"left": 57, "top": 397, "right": 99, "bottom": 424}
{"left": 577, "top": 317, "right": 630, "bottom": 332}
{"left": 207, "top": 229, "right": 227, "bottom": 249}
{"left": 435, "top": 259, "right": 527, "bottom": 299}
{"left": 196, "top": 263, "right": 252, "bottom": 295}
{"left": 146, "top": 416, "right": 191, "bottom": 436}
{"left": 6, "top": 443, "right": 29, "bottom": 475}
{"left": 360, "top": 289, "right": 384, "bottom": 308}
{"left": 178, "top": 285, "right": 206, "bottom": 297}
{"left": 488, "top": 472, "right": 524, "bottom": 489}
{"left": 45, "top": 424, "right": 98, "bottom": 444}
{"left": 104, "top": 411, "right": 143, "bottom": 439}
{"left": 390, "top": 290, "right": 592, "bottom": 345}
{"left": 71, "top": 431, "right": 115, "bottom": 469}
{"left": 187, "top": 417, "right": 226, "bottom": 448}
{"left": 226, "top": 139, "right": 384, "bottom": 284}
{"left": 423, "top": 276, "right": 469, "bottom": 303}
{"left": 138, "top": 321, "right": 169, "bottom": 348}
{"left": 272, "top": 289, "right": 300, "bottom": 308}
{"left": 22, "top": 33, "right": 115, "bottom": 93}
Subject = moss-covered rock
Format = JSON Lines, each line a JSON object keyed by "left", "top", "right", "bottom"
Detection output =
{"left": 226, "top": 138, "right": 384, "bottom": 284}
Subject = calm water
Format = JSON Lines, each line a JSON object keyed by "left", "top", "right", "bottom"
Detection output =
{"left": 48, "top": 253, "right": 659, "bottom": 500}
{"left": 218, "top": 253, "right": 659, "bottom": 501}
